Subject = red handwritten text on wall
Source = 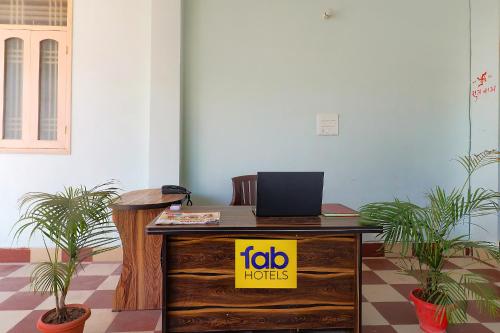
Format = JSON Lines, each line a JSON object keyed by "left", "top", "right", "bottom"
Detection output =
{"left": 471, "top": 71, "right": 496, "bottom": 101}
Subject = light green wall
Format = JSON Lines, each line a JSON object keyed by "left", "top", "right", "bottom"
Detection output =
{"left": 181, "top": 0, "right": 498, "bottom": 240}
{"left": 468, "top": 0, "right": 499, "bottom": 242}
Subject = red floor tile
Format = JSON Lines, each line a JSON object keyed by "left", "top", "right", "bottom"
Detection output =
{"left": 85, "top": 290, "right": 114, "bottom": 309}
{"left": 462, "top": 283, "right": 499, "bottom": 310}
{"left": 372, "top": 301, "right": 419, "bottom": 325}
{"left": 362, "top": 243, "right": 385, "bottom": 257}
{"left": 0, "top": 292, "right": 49, "bottom": 310}
{"left": 0, "top": 265, "right": 23, "bottom": 277}
{"left": 7, "top": 310, "right": 46, "bottom": 333}
{"left": 468, "top": 269, "right": 500, "bottom": 283}
{"left": 390, "top": 284, "right": 420, "bottom": 301}
{"left": 363, "top": 259, "right": 399, "bottom": 271}
{"left": 0, "top": 277, "right": 30, "bottom": 291}
{"left": 362, "top": 325, "right": 398, "bottom": 333}
{"left": 69, "top": 276, "right": 107, "bottom": 290}
{"left": 106, "top": 310, "right": 161, "bottom": 332}
{"left": 447, "top": 323, "right": 495, "bottom": 333}
{"left": 443, "top": 260, "right": 461, "bottom": 270}
{"left": 362, "top": 271, "right": 386, "bottom": 284}
{"left": 466, "top": 300, "right": 500, "bottom": 323}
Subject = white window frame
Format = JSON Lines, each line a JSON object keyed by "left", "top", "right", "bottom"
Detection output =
{"left": 0, "top": 0, "right": 72, "bottom": 154}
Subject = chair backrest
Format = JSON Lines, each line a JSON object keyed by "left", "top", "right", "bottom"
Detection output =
{"left": 230, "top": 175, "right": 257, "bottom": 206}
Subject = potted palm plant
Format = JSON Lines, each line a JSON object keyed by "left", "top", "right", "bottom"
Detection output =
{"left": 359, "top": 150, "right": 500, "bottom": 333}
{"left": 13, "top": 182, "right": 120, "bottom": 333}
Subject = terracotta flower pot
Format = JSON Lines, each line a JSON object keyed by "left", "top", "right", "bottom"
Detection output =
{"left": 410, "top": 289, "right": 448, "bottom": 333}
{"left": 36, "top": 304, "right": 91, "bottom": 333}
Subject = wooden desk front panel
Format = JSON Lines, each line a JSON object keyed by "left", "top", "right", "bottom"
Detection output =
{"left": 165, "top": 233, "right": 359, "bottom": 332}
{"left": 111, "top": 190, "right": 186, "bottom": 311}
{"left": 113, "top": 208, "right": 164, "bottom": 310}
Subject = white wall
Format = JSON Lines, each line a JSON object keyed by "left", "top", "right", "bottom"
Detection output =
{"left": 149, "top": 0, "right": 182, "bottom": 187}
{"left": 181, "top": 0, "right": 499, "bottom": 242}
{"left": 0, "top": 0, "right": 153, "bottom": 247}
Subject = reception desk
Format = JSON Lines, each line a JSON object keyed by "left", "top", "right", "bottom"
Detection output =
{"left": 146, "top": 206, "right": 381, "bottom": 332}
{"left": 111, "top": 189, "right": 186, "bottom": 311}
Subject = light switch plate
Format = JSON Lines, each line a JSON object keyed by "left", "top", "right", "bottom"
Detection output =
{"left": 316, "top": 113, "right": 339, "bottom": 136}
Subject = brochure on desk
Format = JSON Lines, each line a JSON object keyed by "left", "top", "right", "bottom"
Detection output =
{"left": 155, "top": 211, "right": 221, "bottom": 225}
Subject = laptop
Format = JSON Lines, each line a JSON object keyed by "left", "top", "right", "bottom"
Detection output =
{"left": 254, "top": 172, "right": 324, "bottom": 217}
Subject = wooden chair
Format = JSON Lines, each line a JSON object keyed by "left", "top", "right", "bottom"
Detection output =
{"left": 230, "top": 175, "right": 257, "bottom": 206}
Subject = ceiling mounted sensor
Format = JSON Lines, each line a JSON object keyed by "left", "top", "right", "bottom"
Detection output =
{"left": 323, "top": 9, "right": 334, "bottom": 20}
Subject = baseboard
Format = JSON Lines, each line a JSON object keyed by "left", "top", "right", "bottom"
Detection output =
{"left": 0, "top": 248, "right": 30, "bottom": 263}
{"left": 362, "top": 242, "right": 476, "bottom": 258}
{"left": 0, "top": 247, "right": 123, "bottom": 263}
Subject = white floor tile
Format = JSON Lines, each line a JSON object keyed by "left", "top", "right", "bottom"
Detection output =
{"left": 156, "top": 315, "right": 162, "bottom": 330}
{"left": 374, "top": 270, "right": 419, "bottom": 284}
{"left": 97, "top": 275, "right": 120, "bottom": 290}
{"left": 79, "top": 263, "right": 120, "bottom": 276}
{"left": 0, "top": 310, "right": 31, "bottom": 332}
{"left": 447, "top": 258, "right": 493, "bottom": 269}
{"left": 5, "top": 264, "right": 37, "bottom": 277}
{"left": 484, "top": 322, "right": 500, "bottom": 332}
{"left": 362, "top": 284, "right": 407, "bottom": 302}
{"left": 393, "top": 324, "right": 423, "bottom": 333}
{"left": 0, "top": 291, "right": 15, "bottom": 303}
{"left": 84, "top": 309, "right": 118, "bottom": 333}
{"left": 362, "top": 302, "right": 389, "bottom": 325}
{"left": 35, "top": 290, "right": 93, "bottom": 310}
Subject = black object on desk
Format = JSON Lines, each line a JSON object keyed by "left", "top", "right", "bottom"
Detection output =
{"left": 161, "top": 185, "right": 192, "bottom": 205}
{"left": 255, "top": 171, "right": 324, "bottom": 217}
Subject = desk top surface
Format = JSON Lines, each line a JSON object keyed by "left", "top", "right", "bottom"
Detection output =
{"left": 146, "top": 205, "right": 381, "bottom": 235}
{"left": 111, "top": 189, "right": 186, "bottom": 210}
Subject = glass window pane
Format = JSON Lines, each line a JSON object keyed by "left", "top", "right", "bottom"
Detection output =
{"left": 38, "top": 39, "right": 58, "bottom": 141}
{"left": 3, "top": 37, "right": 23, "bottom": 140}
{"left": 0, "top": 0, "right": 68, "bottom": 26}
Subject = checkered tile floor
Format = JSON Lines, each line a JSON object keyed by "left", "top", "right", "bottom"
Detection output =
{"left": 0, "top": 258, "right": 498, "bottom": 332}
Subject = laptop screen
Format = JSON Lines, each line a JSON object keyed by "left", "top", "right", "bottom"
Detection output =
{"left": 256, "top": 172, "right": 324, "bottom": 217}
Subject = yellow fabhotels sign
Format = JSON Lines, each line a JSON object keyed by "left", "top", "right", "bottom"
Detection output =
{"left": 235, "top": 239, "right": 297, "bottom": 289}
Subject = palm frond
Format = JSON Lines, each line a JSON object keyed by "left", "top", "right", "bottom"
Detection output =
{"left": 31, "top": 261, "right": 68, "bottom": 296}
{"left": 360, "top": 200, "right": 426, "bottom": 256}
{"left": 456, "top": 149, "right": 499, "bottom": 175}
{"left": 432, "top": 273, "right": 468, "bottom": 324}
{"left": 359, "top": 150, "right": 500, "bottom": 324}
{"left": 13, "top": 181, "right": 120, "bottom": 321}
{"left": 461, "top": 273, "right": 500, "bottom": 320}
